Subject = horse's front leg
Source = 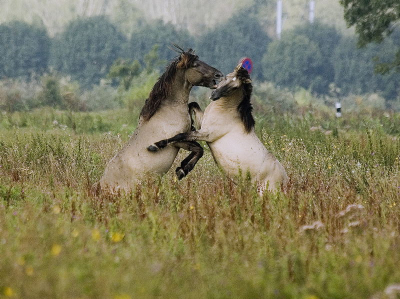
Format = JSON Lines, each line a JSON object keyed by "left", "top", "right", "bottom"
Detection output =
{"left": 147, "top": 130, "right": 211, "bottom": 152}
{"left": 189, "top": 102, "right": 204, "bottom": 130}
{"left": 173, "top": 141, "right": 203, "bottom": 180}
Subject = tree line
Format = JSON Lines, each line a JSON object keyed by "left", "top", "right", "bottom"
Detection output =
{"left": 0, "top": 12, "right": 399, "bottom": 105}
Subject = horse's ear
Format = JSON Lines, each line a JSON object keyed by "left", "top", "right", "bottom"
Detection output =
{"left": 235, "top": 63, "right": 243, "bottom": 72}
{"left": 177, "top": 53, "right": 188, "bottom": 68}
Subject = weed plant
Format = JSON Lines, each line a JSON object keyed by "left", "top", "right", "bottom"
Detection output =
{"left": 0, "top": 107, "right": 399, "bottom": 298}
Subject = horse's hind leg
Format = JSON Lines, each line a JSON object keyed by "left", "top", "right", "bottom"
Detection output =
{"left": 174, "top": 141, "right": 203, "bottom": 180}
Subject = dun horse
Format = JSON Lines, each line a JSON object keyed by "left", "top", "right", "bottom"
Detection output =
{"left": 99, "top": 47, "right": 223, "bottom": 192}
{"left": 148, "top": 64, "right": 288, "bottom": 194}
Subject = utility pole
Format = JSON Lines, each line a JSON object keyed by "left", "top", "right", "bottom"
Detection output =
{"left": 276, "top": 0, "right": 283, "bottom": 39}
{"left": 309, "top": 0, "right": 315, "bottom": 23}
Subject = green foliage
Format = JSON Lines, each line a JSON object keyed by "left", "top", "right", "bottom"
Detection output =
{"left": 38, "top": 77, "right": 63, "bottom": 108}
{"left": 0, "top": 79, "right": 46, "bottom": 112}
{"left": 127, "top": 20, "right": 194, "bottom": 69}
{"left": 251, "top": 82, "right": 297, "bottom": 114}
{"left": 35, "top": 76, "right": 84, "bottom": 111}
{"left": 0, "top": 185, "right": 24, "bottom": 203}
{"left": 332, "top": 36, "right": 400, "bottom": 103}
{"left": 108, "top": 59, "right": 141, "bottom": 90}
{"left": 124, "top": 71, "right": 159, "bottom": 112}
{"left": 1, "top": 107, "right": 400, "bottom": 298}
{"left": 0, "top": 83, "right": 26, "bottom": 112}
{"left": 0, "top": 108, "right": 137, "bottom": 135}
{"left": 291, "top": 22, "right": 342, "bottom": 94}
{"left": 262, "top": 33, "right": 323, "bottom": 92}
{"left": 80, "top": 85, "right": 121, "bottom": 111}
{"left": 0, "top": 21, "right": 50, "bottom": 79}
{"left": 340, "top": 0, "right": 400, "bottom": 73}
{"left": 143, "top": 44, "right": 167, "bottom": 74}
{"left": 196, "top": 8, "right": 270, "bottom": 80}
{"left": 51, "top": 16, "right": 126, "bottom": 88}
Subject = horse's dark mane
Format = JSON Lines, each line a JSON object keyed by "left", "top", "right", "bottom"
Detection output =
{"left": 140, "top": 48, "right": 198, "bottom": 122}
{"left": 236, "top": 67, "right": 255, "bottom": 133}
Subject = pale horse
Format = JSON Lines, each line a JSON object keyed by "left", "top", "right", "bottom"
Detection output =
{"left": 147, "top": 64, "right": 289, "bottom": 194}
{"left": 99, "top": 47, "right": 223, "bottom": 192}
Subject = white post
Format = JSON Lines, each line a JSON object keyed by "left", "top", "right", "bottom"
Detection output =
{"left": 276, "top": 0, "right": 283, "bottom": 39}
{"left": 335, "top": 102, "right": 342, "bottom": 118}
{"left": 309, "top": 0, "right": 315, "bottom": 24}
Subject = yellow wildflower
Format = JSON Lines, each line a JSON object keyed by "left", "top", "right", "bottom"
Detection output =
{"left": 52, "top": 205, "right": 61, "bottom": 214}
{"left": 111, "top": 232, "right": 125, "bottom": 243}
{"left": 92, "top": 229, "right": 101, "bottom": 241}
{"left": 25, "top": 266, "right": 34, "bottom": 276}
{"left": 4, "top": 287, "right": 14, "bottom": 297}
{"left": 51, "top": 244, "right": 62, "bottom": 256}
{"left": 71, "top": 229, "right": 79, "bottom": 238}
{"left": 16, "top": 256, "right": 25, "bottom": 266}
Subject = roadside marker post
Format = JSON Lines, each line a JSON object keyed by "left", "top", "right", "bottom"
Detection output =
{"left": 239, "top": 57, "right": 253, "bottom": 74}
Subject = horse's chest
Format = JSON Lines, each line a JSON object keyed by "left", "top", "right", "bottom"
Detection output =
{"left": 209, "top": 134, "right": 266, "bottom": 175}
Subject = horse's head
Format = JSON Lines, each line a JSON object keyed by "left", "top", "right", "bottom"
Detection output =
{"left": 175, "top": 46, "right": 223, "bottom": 89}
{"left": 210, "top": 64, "right": 252, "bottom": 101}
{"left": 210, "top": 64, "right": 254, "bottom": 132}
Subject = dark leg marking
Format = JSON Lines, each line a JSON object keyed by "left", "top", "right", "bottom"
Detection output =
{"left": 176, "top": 152, "right": 195, "bottom": 180}
{"left": 147, "top": 133, "right": 189, "bottom": 152}
{"left": 174, "top": 141, "right": 203, "bottom": 180}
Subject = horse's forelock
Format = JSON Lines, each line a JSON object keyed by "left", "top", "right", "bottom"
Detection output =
{"left": 236, "top": 66, "right": 251, "bottom": 83}
{"left": 177, "top": 50, "right": 198, "bottom": 68}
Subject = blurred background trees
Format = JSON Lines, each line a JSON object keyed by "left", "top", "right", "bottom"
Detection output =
{"left": 196, "top": 8, "right": 270, "bottom": 80}
{"left": 50, "top": 16, "right": 126, "bottom": 87}
{"left": 340, "top": 0, "right": 400, "bottom": 73}
{"left": 127, "top": 20, "right": 193, "bottom": 69}
{"left": 0, "top": 21, "right": 50, "bottom": 79}
{"left": 0, "top": 0, "right": 399, "bottom": 111}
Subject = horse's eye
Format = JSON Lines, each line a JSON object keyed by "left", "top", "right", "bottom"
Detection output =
{"left": 192, "top": 62, "right": 199, "bottom": 67}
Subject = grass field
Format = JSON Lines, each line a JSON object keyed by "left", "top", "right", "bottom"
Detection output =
{"left": 0, "top": 106, "right": 399, "bottom": 298}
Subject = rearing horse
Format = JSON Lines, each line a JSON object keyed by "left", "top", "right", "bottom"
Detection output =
{"left": 99, "top": 47, "right": 223, "bottom": 192}
{"left": 148, "top": 64, "right": 288, "bottom": 194}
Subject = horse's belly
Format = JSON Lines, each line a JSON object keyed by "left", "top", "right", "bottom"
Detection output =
{"left": 100, "top": 142, "right": 178, "bottom": 190}
{"left": 209, "top": 136, "right": 266, "bottom": 178}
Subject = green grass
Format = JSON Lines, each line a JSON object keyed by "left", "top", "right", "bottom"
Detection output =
{"left": 0, "top": 107, "right": 399, "bottom": 299}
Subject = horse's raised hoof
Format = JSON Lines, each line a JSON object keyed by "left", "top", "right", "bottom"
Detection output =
{"left": 176, "top": 167, "right": 186, "bottom": 180}
{"left": 147, "top": 145, "right": 159, "bottom": 152}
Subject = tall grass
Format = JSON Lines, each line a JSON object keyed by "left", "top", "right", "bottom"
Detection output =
{"left": 0, "top": 107, "right": 399, "bottom": 298}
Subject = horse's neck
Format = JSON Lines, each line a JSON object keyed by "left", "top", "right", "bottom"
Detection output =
{"left": 212, "top": 90, "right": 243, "bottom": 115}
{"left": 204, "top": 95, "right": 241, "bottom": 128}
{"left": 164, "top": 71, "right": 192, "bottom": 106}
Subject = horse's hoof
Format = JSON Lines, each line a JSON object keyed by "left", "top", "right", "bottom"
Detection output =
{"left": 147, "top": 145, "right": 159, "bottom": 152}
{"left": 176, "top": 168, "right": 186, "bottom": 180}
